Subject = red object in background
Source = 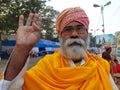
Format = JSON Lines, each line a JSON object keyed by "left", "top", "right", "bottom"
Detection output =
{"left": 29, "top": 51, "right": 37, "bottom": 57}
{"left": 104, "top": 45, "right": 111, "bottom": 50}
{"left": 112, "top": 64, "right": 120, "bottom": 73}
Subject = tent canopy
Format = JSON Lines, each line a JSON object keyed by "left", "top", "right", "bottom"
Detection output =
{"left": 35, "top": 39, "right": 60, "bottom": 48}
{"left": 2, "top": 40, "right": 16, "bottom": 46}
{"left": 2, "top": 39, "right": 60, "bottom": 48}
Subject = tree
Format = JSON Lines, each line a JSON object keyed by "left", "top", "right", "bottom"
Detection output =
{"left": 0, "top": 0, "right": 59, "bottom": 40}
{"left": 0, "top": 0, "right": 10, "bottom": 14}
{"left": 41, "top": 6, "right": 59, "bottom": 40}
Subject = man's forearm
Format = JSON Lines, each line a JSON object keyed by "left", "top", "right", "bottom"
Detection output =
{"left": 4, "top": 46, "right": 30, "bottom": 80}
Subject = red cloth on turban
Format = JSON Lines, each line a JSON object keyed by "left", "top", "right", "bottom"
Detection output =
{"left": 56, "top": 7, "right": 89, "bottom": 36}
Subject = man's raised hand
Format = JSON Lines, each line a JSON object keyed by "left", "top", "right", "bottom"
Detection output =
{"left": 16, "top": 13, "right": 42, "bottom": 51}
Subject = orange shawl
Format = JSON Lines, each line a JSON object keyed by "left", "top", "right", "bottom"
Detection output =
{"left": 23, "top": 50, "right": 113, "bottom": 90}
{"left": 0, "top": 73, "right": 2, "bottom": 80}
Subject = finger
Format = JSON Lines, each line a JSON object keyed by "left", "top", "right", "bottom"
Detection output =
{"left": 37, "top": 17, "right": 42, "bottom": 27}
{"left": 32, "top": 14, "right": 42, "bottom": 28}
{"left": 32, "top": 22, "right": 41, "bottom": 32}
{"left": 26, "top": 13, "right": 34, "bottom": 26}
{"left": 32, "top": 13, "right": 39, "bottom": 25}
{"left": 19, "top": 15, "right": 24, "bottom": 27}
{"left": 33, "top": 22, "right": 40, "bottom": 31}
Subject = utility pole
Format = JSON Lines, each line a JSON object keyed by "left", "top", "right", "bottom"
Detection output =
{"left": 93, "top": 1, "right": 111, "bottom": 34}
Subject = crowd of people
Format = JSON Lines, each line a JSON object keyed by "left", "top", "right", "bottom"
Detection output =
{"left": 0, "top": 7, "right": 119, "bottom": 90}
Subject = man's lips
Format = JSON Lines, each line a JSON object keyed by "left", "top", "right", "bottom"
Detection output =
{"left": 69, "top": 42, "right": 81, "bottom": 46}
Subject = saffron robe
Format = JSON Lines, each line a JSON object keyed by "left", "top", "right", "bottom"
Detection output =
{"left": 23, "top": 50, "right": 113, "bottom": 90}
{"left": 0, "top": 74, "right": 2, "bottom": 80}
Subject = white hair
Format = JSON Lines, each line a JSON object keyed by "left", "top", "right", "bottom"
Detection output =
{"left": 59, "top": 35, "right": 90, "bottom": 60}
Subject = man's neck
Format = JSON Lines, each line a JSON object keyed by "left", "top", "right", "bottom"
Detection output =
{"left": 72, "top": 58, "right": 82, "bottom": 63}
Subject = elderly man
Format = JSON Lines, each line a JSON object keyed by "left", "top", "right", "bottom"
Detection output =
{"left": 0, "top": 7, "right": 118, "bottom": 90}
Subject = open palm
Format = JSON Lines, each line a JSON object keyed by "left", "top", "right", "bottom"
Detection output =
{"left": 16, "top": 13, "right": 42, "bottom": 51}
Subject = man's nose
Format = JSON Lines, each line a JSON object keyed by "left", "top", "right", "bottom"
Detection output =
{"left": 71, "top": 30, "right": 79, "bottom": 36}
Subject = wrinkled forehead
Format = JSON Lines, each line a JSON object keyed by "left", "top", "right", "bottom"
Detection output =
{"left": 63, "top": 21, "right": 85, "bottom": 27}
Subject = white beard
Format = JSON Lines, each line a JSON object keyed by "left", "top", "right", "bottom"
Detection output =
{"left": 60, "top": 37, "right": 89, "bottom": 60}
{"left": 65, "top": 45, "right": 86, "bottom": 60}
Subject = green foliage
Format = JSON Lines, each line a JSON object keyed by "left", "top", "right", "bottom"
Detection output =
{"left": 41, "top": 6, "right": 59, "bottom": 40}
{"left": 0, "top": 0, "right": 10, "bottom": 14}
{"left": 0, "top": 0, "right": 59, "bottom": 40}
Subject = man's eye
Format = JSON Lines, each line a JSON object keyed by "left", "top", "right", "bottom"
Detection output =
{"left": 76, "top": 25, "right": 83, "bottom": 30}
{"left": 64, "top": 26, "right": 72, "bottom": 31}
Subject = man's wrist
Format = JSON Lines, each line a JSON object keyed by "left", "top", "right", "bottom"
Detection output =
{"left": 14, "top": 45, "right": 31, "bottom": 56}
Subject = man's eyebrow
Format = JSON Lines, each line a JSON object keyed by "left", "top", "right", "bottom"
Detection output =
{"left": 64, "top": 23, "right": 84, "bottom": 28}
{"left": 76, "top": 24, "right": 84, "bottom": 26}
{"left": 63, "top": 25, "right": 72, "bottom": 29}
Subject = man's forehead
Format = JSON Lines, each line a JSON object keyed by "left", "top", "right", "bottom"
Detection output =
{"left": 65, "top": 21, "right": 84, "bottom": 26}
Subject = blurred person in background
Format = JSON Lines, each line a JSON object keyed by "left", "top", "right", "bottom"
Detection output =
{"left": 102, "top": 45, "right": 112, "bottom": 62}
{"left": 102, "top": 45, "right": 116, "bottom": 77}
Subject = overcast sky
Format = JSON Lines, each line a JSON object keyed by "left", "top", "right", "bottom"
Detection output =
{"left": 46, "top": 0, "right": 120, "bottom": 35}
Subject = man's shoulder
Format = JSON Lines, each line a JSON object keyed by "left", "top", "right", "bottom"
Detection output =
{"left": 90, "top": 54, "right": 110, "bottom": 73}
{"left": 90, "top": 53, "right": 109, "bottom": 64}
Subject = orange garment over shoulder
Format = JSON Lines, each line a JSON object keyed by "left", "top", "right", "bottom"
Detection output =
{"left": 23, "top": 50, "right": 113, "bottom": 90}
{"left": 0, "top": 73, "right": 2, "bottom": 80}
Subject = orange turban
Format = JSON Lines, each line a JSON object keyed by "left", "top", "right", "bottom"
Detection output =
{"left": 56, "top": 7, "right": 89, "bottom": 36}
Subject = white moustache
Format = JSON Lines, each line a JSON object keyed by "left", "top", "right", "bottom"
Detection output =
{"left": 65, "top": 38, "right": 86, "bottom": 48}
